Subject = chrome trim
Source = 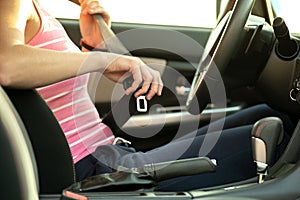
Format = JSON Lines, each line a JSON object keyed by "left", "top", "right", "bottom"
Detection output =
{"left": 123, "top": 105, "right": 243, "bottom": 128}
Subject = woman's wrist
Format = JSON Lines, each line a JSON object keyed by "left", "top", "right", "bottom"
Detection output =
{"left": 80, "top": 39, "right": 108, "bottom": 52}
{"left": 79, "top": 51, "right": 119, "bottom": 75}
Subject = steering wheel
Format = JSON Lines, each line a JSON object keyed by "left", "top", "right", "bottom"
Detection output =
{"left": 186, "top": 0, "right": 256, "bottom": 115}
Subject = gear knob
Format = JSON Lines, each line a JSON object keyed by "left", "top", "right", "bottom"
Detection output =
{"left": 251, "top": 117, "right": 283, "bottom": 183}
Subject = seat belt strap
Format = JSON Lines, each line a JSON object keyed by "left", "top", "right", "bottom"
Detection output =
{"left": 92, "top": 14, "right": 131, "bottom": 55}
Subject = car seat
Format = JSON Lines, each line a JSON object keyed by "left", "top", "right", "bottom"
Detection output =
{"left": 3, "top": 88, "right": 75, "bottom": 194}
{"left": 0, "top": 86, "right": 39, "bottom": 199}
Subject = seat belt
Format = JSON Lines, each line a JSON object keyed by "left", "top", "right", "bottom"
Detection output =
{"left": 92, "top": 14, "right": 141, "bottom": 134}
{"left": 92, "top": 14, "right": 142, "bottom": 98}
{"left": 92, "top": 14, "right": 130, "bottom": 55}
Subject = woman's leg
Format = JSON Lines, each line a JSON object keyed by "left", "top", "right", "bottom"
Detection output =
{"left": 155, "top": 125, "right": 256, "bottom": 191}
{"left": 195, "top": 104, "right": 295, "bottom": 137}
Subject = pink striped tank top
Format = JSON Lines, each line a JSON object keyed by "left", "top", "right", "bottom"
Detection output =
{"left": 27, "top": 0, "right": 115, "bottom": 163}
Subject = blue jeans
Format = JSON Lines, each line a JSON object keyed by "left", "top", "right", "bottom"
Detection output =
{"left": 75, "top": 104, "right": 295, "bottom": 191}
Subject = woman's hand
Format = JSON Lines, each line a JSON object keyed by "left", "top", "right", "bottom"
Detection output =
{"left": 104, "top": 55, "right": 163, "bottom": 100}
{"left": 79, "top": 0, "right": 110, "bottom": 48}
{"left": 78, "top": 1, "right": 163, "bottom": 100}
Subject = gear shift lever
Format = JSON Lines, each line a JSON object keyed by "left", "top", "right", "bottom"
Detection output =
{"left": 251, "top": 117, "right": 283, "bottom": 183}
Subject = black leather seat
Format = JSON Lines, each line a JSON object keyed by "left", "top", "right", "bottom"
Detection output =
{"left": 0, "top": 87, "right": 39, "bottom": 199}
{"left": 3, "top": 88, "right": 75, "bottom": 194}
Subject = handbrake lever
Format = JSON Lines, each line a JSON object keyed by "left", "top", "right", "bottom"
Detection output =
{"left": 65, "top": 157, "right": 217, "bottom": 193}
{"left": 119, "top": 157, "right": 217, "bottom": 182}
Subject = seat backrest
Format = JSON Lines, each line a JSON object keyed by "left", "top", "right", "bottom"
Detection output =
{"left": 4, "top": 88, "right": 75, "bottom": 194}
{"left": 0, "top": 87, "right": 39, "bottom": 200}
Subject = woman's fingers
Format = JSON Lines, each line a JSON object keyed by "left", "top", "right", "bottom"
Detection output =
{"left": 105, "top": 55, "right": 163, "bottom": 100}
{"left": 146, "top": 71, "right": 163, "bottom": 100}
{"left": 133, "top": 66, "right": 153, "bottom": 98}
{"left": 132, "top": 62, "right": 163, "bottom": 100}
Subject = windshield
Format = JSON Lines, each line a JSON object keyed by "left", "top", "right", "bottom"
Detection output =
{"left": 271, "top": 0, "right": 300, "bottom": 33}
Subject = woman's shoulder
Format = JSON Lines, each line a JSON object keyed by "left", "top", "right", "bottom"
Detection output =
{"left": 0, "top": 0, "right": 38, "bottom": 42}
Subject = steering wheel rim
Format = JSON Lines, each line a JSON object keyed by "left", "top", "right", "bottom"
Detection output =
{"left": 186, "top": 0, "right": 256, "bottom": 115}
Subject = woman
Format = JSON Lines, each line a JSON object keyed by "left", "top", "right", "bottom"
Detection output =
{"left": 0, "top": 0, "right": 162, "bottom": 164}
{"left": 0, "top": 0, "right": 294, "bottom": 191}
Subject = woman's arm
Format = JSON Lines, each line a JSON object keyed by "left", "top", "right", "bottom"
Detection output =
{"left": 0, "top": 0, "right": 107, "bottom": 87}
{"left": 0, "top": 0, "right": 163, "bottom": 99}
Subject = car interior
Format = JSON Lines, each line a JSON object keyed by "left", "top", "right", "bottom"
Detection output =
{"left": 1, "top": 0, "right": 300, "bottom": 199}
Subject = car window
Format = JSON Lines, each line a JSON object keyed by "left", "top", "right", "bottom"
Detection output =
{"left": 39, "top": 0, "right": 217, "bottom": 28}
{"left": 39, "top": 0, "right": 81, "bottom": 19}
{"left": 271, "top": 0, "right": 300, "bottom": 33}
